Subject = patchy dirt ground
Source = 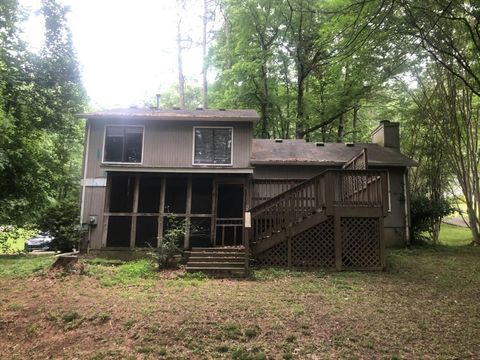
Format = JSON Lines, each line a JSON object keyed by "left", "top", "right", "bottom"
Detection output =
{"left": 1, "top": 247, "right": 480, "bottom": 359}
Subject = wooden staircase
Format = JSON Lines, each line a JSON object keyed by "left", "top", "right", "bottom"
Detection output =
{"left": 249, "top": 167, "right": 388, "bottom": 270}
{"left": 185, "top": 247, "right": 248, "bottom": 277}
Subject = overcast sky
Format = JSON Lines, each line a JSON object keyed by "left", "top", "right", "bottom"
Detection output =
{"left": 20, "top": 0, "right": 206, "bottom": 109}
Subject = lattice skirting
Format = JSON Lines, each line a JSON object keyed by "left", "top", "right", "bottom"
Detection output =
{"left": 255, "top": 241, "right": 288, "bottom": 267}
{"left": 256, "top": 217, "right": 335, "bottom": 268}
{"left": 341, "top": 217, "right": 381, "bottom": 269}
{"left": 255, "top": 216, "right": 382, "bottom": 270}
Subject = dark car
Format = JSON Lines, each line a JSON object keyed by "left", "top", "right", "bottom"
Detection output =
{"left": 24, "top": 233, "right": 54, "bottom": 252}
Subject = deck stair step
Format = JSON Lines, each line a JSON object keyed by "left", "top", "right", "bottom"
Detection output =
{"left": 188, "top": 256, "right": 245, "bottom": 262}
{"left": 187, "top": 262, "right": 244, "bottom": 268}
{"left": 185, "top": 247, "right": 247, "bottom": 277}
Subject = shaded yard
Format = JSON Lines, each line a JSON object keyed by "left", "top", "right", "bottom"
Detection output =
{"left": 0, "top": 227, "right": 479, "bottom": 359}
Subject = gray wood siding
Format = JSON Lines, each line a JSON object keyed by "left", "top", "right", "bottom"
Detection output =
{"left": 82, "top": 186, "right": 106, "bottom": 249}
{"left": 85, "top": 119, "right": 252, "bottom": 178}
{"left": 83, "top": 118, "right": 253, "bottom": 250}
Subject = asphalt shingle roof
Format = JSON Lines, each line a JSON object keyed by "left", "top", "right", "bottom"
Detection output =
{"left": 251, "top": 139, "right": 417, "bottom": 167}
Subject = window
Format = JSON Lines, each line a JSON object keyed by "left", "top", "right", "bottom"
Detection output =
{"left": 104, "top": 126, "right": 143, "bottom": 163}
{"left": 193, "top": 127, "right": 232, "bottom": 165}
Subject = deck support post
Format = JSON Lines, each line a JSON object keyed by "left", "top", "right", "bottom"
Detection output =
{"left": 185, "top": 176, "right": 192, "bottom": 249}
{"left": 379, "top": 216, "right": 386, "bottom": 270}
{"left": 244, "top": 227, "right": 250, "bottom": 271}
{"left": 287, "top": 235, "right": 292, "bottom": 268}
{"left": 130, "top": 176, "right": 140, "bottom": 248}
{"left": 157, "top": 176, "right": 166, "bottom": 247}
{"left": 334, "top": 215, "right": 342, "bottom": 271}
{"left": 286, "top": 223, "right": 293, "bottom": 268}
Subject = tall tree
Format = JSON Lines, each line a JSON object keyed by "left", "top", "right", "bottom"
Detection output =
{"left": 0, "top": 0, "right": 86, "bottom": 224}
{"left": 413, "top": 65, "right": 480, "bottom": 245}
{"left": 400, "top": 0, "right": 480, "bottom": 96}
{"left": 36, "top": 0, "right": 86, "bottom": 199}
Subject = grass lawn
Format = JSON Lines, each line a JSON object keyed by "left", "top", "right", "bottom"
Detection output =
{"left": 1, "top": 244, "right": 480, "bottom": 359}
{"left": 439, "top": 223, "right": 472, "bottom": 246}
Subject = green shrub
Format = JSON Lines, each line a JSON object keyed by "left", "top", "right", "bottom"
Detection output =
{"left": 410, "top": 195, "right": 454, "bottom": 244}
{"left": 39, "top": 198, "right": 81, "bottom": 252}
{"left": 148, "top": 215, "right": 186, "bottom": 269}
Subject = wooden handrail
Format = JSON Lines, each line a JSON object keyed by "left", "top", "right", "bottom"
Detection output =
{"left": 249, "top": 170, "right": 329, "bottom": 214}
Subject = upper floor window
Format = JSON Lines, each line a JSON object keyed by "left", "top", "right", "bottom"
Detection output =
{"left": 103, "top": 126, "right": 144, "bottom": 163}
{"left": 193, "top": 127, "right": 232, "bottom": 165}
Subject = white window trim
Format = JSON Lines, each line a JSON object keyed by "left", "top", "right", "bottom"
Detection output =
{"left": 102, "top": 124, "right": 145, "bottom": 165}
{"left": 192, "top": 126, "right": 233, "bottom": 166}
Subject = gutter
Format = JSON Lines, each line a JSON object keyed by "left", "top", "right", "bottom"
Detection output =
{"left": 79, "top": 121, "right": 90, "bottom": 226}
{"left": 403, "top": 169, "right": 411, "bottom": 245}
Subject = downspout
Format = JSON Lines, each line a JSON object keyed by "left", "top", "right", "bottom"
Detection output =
{"left": 80, "top": 120, "right": 90, "bottom": 251}
{"left": 403, "top": 169, "right": 411, "bottom": 246}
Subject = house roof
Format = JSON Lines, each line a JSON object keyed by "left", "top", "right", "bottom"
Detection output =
{"left": 77, "top": 108, "right": 259, "bottom": 122}
{"left": 251, "top": 139, "right": 417, "bottom": 167}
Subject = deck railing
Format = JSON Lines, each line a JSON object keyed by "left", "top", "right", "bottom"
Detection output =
{"left": 249, "top": 169, "right": 388, "bottom": 242}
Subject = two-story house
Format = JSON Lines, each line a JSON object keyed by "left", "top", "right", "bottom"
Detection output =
{"left": 78, "top": 108, "right": 416, "bottom": 273}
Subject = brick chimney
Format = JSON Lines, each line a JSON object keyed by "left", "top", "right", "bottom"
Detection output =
{"left": 371, "top": 120, "right": 400, "bottom": 150}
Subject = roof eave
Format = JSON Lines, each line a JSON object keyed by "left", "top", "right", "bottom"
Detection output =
{"left": 250, "top": 160, "right": 418, "bottom": 167}
{"left": 76, "top": 114, "right": 259, "bottom": 122}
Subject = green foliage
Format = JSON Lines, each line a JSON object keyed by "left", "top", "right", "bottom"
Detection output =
{"left": 148, "top": 215, "right": 186, "bottom": 269}
{"left": 39, "top": 198, "right": 81, "bottom": 252}
{"left": 410, "top": 195, "right": 454, "bottom": 244}
{"left": 0, "top": 226, "right": 37, "bottom": 254}
{"left": 0, "top": 0, "right": 86, "bottom": 225}
{"left": 207, "top": 0, "right": 410, "bottom": 141}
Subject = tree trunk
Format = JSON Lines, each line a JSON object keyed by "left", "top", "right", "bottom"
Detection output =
{"left": 295, "top": 72, "right": 305, "bottom": 139}
{"left": 202, "top": 0, "right": 208, "bottom": 109}
{"left": 51, "top": 255, "right": 78, "bottom": 270}
{"left": 352, "top": 104, "right": 359, "bottom": 142}
{"left": 260, "top": 63, "right": 269, "bottom": 138}
{"left": 337, "top": 112, "right": 345, "bottom": 142}
{"left": 176, "top": 15, "right": 185, "bottom": 108}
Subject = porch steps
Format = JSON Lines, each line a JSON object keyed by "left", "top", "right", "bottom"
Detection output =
{"left": 185, "top": 247, "right": 247, "bottom": 277}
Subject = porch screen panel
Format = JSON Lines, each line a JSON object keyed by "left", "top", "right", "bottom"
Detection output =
{"left": 190, "top": 217, "right": 211, "bottom": 247}
{"left": 109, "top": 175, "right": 135, "bottom": 212}
{"left": 194, "top": 128, "right": 232, "bottom": 165}
{"left": 191, "top": 178, "right": 213, "bottom": 214}
{"left": 106, "top": 216, "right": 131, "bottom": 247}
{"left": 164, "top": 177, "right": 188, "bottom": 213}
{"left": 138, "top": 177, "right": 161, "bottom": 213}
{"left": 135, "top": 217, "right": 158, "bottom": 248}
